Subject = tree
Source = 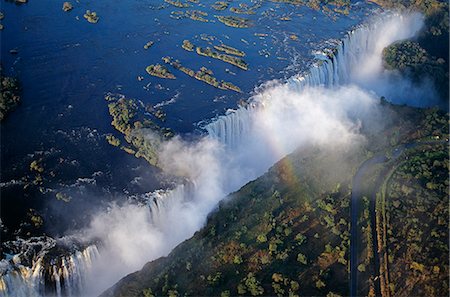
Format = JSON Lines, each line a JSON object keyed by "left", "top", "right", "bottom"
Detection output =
{"left": 297, "top": 253, "right": 307, "bottom": 265}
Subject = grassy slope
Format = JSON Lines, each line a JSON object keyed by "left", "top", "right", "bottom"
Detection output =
{"left": 103, "top": 104, "right": 448, "bottom": 297}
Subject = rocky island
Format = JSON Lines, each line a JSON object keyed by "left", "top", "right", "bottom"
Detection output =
{"left": 182, "top": 40, "right": 195, "bottom": 51}
{"left": 214, "top": 44, "right": 246, "bottom": 57}
{"left": 62, "top": 2, "right": 73, "bottom": 12}
{"left": 196, "top": 46, "right": 249, "bottom": 70}
{"left": 216, "top": 15, "right": 252, "bottom": 28}
{"left": 105, "top": 94, "right": 173, "bottom": 166}
{"left": 83, "top": 10, "right": 99, "bottom": 23}
{"left": 163, "top": 57, "right": 241, "bottom": 92}
{"left": 164, "top": 0, "right": 190, "bottom": 8}
{"left": 211, "top": 1, "right": 229, "bottom": 11}
{"left": 144, "top": 41, "right": 154, "bottom": 49}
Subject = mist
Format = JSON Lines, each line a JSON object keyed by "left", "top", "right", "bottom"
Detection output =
{"left": 71, "top": 12, "right": 434, "bottom": 297}
{"left": 347, "top": 12, "right": 441, "bottom": 107}
{"left": 78, "top": 84, "right": 381, "bottom": 296}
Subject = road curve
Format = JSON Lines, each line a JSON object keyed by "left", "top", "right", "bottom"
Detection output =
{"left": 349, "top": 141, "right": 437, "bottom": 296}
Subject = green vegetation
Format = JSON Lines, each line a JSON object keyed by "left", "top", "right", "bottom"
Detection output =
{"left": 28, "top": 209, "right": 43, "bottom": 228}
{"left": 83, "top": 10, "right": 99, "bottom": 23}
{"left": 182, "top": 40, "right": 195, "bottom": 51}
{"left": 163, "top": 57, "right": 241, "bottom": 92}
{"left": 106, "top": 144, "right": 362, "bottom": 296}
{"left": 106, "top": 134, "right": 121, "bottom": 146}
{"left": 196, "top": 46, "right": 249, "bottom": 70}
{"left": 30, "top": 159, "right": 44, "bottom": 173}
{"left": 171, "top": 10, "right": 210, "bottom": 22}
{"left": 213, "top": 44, "right": 246, "bottom": 57}
{"left": 55, "top": 192, "right": 72, "bottom": 202}
{"left": 0, "top": 72, "right": 21, "bottom": 121}
{"left": 183, "top": 40, "right": 251, "bottom": 68}
{"left": 269, "top": 0, "right": 351, "bottom": 15}
{"left": 383, "top": 41, "right": 429, "bottom": 70}
{"left": 62, "top": 2, "right": 73, "bottom": 12}
{"left": 211, "top": 1, "right": 229, "bottom": 11}
{"left": 164, "top": 0, "right": 190, "bottom": 8}
{"left": 230, "top": 7, "right": 255, "bottom": 14}
{"left": 216, "top": 15, "right": 252, "bottom": 28}
{"left": 351, "top": 106, "right": 449, "bottom": 297}
{"left": 379, "top": 0, "right": 449, "bottom": 100}
{"left": 103, "top": 103, "right": 448, "bottom": 297}
{"left": 105, "top": 94, "right": 174, "bottom": 166}
{"left": 375, "top": 142, "right": 449, "bottom": 296}
{"left": 230, "top": 1, "right": 262, "bottom": 14}
{"left": 382, "top": 40, "right": 448, "bottom": 100}
{"left": 145, "top": 64, "right": 176, "bottom": 79}
{"left": 185, "top": 10, "right": 209, "bottom": 22}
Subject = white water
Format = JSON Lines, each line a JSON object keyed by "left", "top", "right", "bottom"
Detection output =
{"left": 206, "top": 12, "right": 425, "bottom": 148}
{"left": 0, "top": 244, "right": 99, "bottom": 297}
{"left": 2, "top": 12, "right": 428, "bottom": 297}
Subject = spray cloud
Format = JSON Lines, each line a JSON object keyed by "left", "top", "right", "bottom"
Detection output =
{"left": 71, "top": 12, "right": 431, "bottom": 297}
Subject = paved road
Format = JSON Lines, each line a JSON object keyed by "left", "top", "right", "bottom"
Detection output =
{"left": 349, "top": 142, "right": 426, "bottom": 296}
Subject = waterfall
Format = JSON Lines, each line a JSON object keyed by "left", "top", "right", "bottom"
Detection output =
{"left": 2, "top": 12, "right": 425, "bottom": 297}
{"left": 204, "top": 13, "right": 423, "bottom": 148}
{"left": 205, "top": 107, "right": 254, "bottom": 149}
{"left": 0, "top": 242, "right": 99, "bottom": 297}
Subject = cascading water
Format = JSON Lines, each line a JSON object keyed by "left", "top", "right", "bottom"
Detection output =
{"left": 1, "top": 12, "right": 426, "bottom": 297}
{"left": 204, "top": 12, "right": 424, "bottom": 147}
{"left": 0, "top": 238, "right": 99, "bottom": 297}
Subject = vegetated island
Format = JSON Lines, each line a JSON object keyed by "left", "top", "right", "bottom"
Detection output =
{"left": 269, "top": 0, "right": 351, "bottom": 16}
{"left": 146, "top": 64, "right": 176, "bottom": 79}
{"left": 230, "top": 6, "right": 256, "bottom": 15}
{"left": 170, "top": 10, "right": 210, "bottom": 22}
{"left": 102, "top": 102, "right": 448, "bottom": 297}
{"left": 181, "top": 40, "right": 248, "bottom": 70}
{"left": 182, "top": 40, "right": 195, "bottom": 51}
{"left": 196, "top": 46, "right": 249, "bottom": 70}
{"left": 229, "top": 1, "right": 263, "bottom": 15}
{"left": 164, "top": 0, "right": 190, "bottom": 8}
{"left": 105, "top": 94, "right": 174, "bottom": 166}
{"left": 0, "top": 71, "right": 21, "bottom": 121}
{"left": 162, "top": 56, "right": 241, "bottom": 92}
{"left": 216, "top": 15, "right": 252, "bottom": 28}
{"left": 214, "top": 44, "right": 246, "bottom": 57}
{"left": 211, "top": 1, "right": 229, "bottom": 11}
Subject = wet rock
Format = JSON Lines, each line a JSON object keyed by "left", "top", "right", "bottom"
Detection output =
{"left": 144, "top": 41, "right": 154, "bottom": 49}
{"left": 83, "top": 10, "right": 99, "bottom": 23}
